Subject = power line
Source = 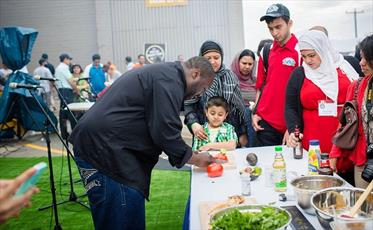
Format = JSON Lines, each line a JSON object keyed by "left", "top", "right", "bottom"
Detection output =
{"left": 346, "top": 8, "right": 365, "bottom": 38}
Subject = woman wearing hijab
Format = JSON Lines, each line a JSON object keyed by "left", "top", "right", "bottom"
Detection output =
{"left": 231, "top": 49, "right": 257, "bottom": 147}
{"left": 184, "top": 40, "right": 247, "bottom": 147}
{"left": 330, "top": 35, "right": 373, "bottom": 188}
{"left": 285, "top": 30, "right": 359, "bottom": 177}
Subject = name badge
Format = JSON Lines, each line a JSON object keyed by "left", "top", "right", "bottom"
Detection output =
{"left": 318, "top": 100, "right": 337, "bottom": 117}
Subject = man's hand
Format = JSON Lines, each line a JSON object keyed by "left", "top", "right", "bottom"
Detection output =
{"left": 192, "top": 123, "right": 208, "bottom": 140}
{"left": 0, "top": 167, "right": 40, "bottom": 224}
{"left": 187, "top": 151, "right": 214, "bottom": 167}
{"left": 286, "top": 131, "right": 303, "bottom": 147}
{"left": 239, "top": 134, "right": 248, "bottom": 148}
{"left": 252, "top": 114, "right": 264, "bottom": 131}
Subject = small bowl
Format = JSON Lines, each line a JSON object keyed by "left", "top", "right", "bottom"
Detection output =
{"left": 290, "top": 175, "right": 344, "bottom": 215}
{"left": 311, "top": 187, "right": 373, "bottom": 230}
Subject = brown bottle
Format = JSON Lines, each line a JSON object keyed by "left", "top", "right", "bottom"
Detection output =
{"left": 293, "top": 126, "right": 303, "bottom": 159}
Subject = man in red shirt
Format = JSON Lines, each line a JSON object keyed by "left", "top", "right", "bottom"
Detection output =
{"left": 252, "top": 3, "right": 301, "bottom": 146}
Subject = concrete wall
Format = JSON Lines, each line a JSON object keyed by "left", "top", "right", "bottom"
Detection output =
{"left": 0, "top": 0, "right": 98, "bottom": 72}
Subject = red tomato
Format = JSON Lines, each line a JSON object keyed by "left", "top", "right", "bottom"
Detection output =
{"left": 207, "top": 163, "right": 224, "bottom": 177}
{"left": 214, "top": 153, "right": 228, "bottom": 162}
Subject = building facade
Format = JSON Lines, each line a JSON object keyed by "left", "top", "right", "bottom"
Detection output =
{"left": 0, "top": 0, "right": 244, "bottom": 72}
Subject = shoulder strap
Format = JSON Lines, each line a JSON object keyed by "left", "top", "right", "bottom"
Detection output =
{"left": 262, "top": 42, "right": 271, "bottom": 74}
{"left": 365, "top": 78, "right": 373, "bottom": 145}
{"left": 353, "top": 77, "right": 363, "bottom": 100}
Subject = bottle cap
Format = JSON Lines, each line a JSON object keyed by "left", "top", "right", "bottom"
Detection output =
{"left": 275, "top": 146, "right": 282, "bottom": 151}
{"left": 309, "top": 140, "right": 320, "bottom": 145}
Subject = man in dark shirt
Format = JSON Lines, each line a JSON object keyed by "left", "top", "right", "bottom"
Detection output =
{"left": 69, "top": 56, "right": 215, "bottom": 230}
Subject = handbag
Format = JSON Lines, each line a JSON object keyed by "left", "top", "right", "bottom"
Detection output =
{"left": 332, "top": 78, "right": 362, "bottom": 149}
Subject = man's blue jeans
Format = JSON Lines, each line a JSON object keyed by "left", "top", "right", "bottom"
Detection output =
{"left": 74, "top": 156, "right": 145, "bottom": 230}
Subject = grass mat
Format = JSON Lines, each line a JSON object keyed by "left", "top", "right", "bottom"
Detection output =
{"left": 0, "top": 157, "right": 190, "bottom": 229}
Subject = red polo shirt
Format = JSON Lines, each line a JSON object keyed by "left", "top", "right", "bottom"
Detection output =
{"left": 256, "top": 34, "right": 300, "bottom": 133}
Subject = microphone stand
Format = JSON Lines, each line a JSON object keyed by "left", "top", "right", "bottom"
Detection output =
{"left": 27, "top": 89, "right": 63, "bottom": 229}
{"left": 38, "top": 84, "right": 89, "bottom": 210}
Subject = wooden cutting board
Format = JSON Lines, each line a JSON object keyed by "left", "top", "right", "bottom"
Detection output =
{"left": 199, "top": 197, "right": 257, "bottom": 230}
{"left": 193, "top": 152, "right": 236, "bottom": 172}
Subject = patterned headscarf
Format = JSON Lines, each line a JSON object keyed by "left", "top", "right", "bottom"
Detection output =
{"left": 199, "top": 41, "right": 246, "bottom": 124}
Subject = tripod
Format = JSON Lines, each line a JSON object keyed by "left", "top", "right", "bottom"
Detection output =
{"left": 39, "top": 85, "right": 89, "bottom": 211}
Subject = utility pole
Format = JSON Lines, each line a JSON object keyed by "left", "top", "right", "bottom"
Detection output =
{"left": 346, "top": 8, "right": 364, "bottom": 38}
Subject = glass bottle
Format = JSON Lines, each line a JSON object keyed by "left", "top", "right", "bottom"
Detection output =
{"left": 273, "top": 146, "right": 287, "bottom": 192}
{"left": 293, "top": 125, "right": 303, "bottom": 159}
{"left": 318, "top": 152, "right": 333, "bottom": 175}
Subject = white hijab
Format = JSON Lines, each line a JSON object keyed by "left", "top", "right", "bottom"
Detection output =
{"left": 299, "top": 30, "right": 358, "bottom": 102}
{"left": 331, "top": 50, "right": 359, "bottom": 81}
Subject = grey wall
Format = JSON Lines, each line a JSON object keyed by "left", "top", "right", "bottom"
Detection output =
{"left": 0, "top": 0, "right": 244, "bottom": 73}
{"left": 0, "top": 0, "right": 98, "bottom": 72}
{"left": 96, "top": 0, "right": 245, "bottom": 71}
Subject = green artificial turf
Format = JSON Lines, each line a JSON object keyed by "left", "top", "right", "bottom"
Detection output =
{"left": 0, "top": 157, "right": 190, "bottom": 230}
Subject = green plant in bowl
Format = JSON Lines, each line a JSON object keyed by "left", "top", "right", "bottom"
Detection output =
{"left": 211, "top": 205, "right": 291, "bottom": 230}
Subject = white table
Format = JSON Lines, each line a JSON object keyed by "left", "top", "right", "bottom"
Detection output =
{"left": 67, "top": 102, "right": 94, "bottom": 112}
{"left": 189, "top": 146, "right": 351, "bottom": 230}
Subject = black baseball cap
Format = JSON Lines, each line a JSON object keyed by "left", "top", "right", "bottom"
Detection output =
{"left": 59, "top": 53, "right": 72, "bottom": 62}
{"left": 260, "top": 3, "right": 290, "bottom": 21}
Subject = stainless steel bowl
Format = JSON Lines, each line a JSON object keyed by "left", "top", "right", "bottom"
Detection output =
{"left": 210, "top": 204, "right": 291, "bottom": 230}
{"left": 290, "top": 175, "right": 344, "bottom": 215}
{"left": 311, "top": 187, "right": 373, "bottom": 230}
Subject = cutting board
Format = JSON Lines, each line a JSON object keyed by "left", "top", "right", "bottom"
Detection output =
{"left": 199, "top": 197, "right": 257, "bottom": 230}
{"left": 193, "top": 152, "right": 236, "bottom": 172}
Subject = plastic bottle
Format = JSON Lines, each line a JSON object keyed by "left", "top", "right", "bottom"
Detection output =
{"left": 273, "top": 146, "right": 287, "bottom": 192}
{"left": 308, "top": 140, "right": 320, "bottom": 175}
{"left": 293, "top": 125, "right": 303, "bottom": 159}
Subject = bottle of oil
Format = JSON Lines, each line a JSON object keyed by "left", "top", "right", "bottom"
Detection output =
{"left": 273, "top": 146, "right": 287, "bottom": 192}
{"left": 308, "top": 140, "right": 320, "bottom": 175}
{"left": 293, "top": 125, "right": 303, "bottom": 159}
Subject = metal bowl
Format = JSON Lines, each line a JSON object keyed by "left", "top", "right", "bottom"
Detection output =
{"left": 290, "top": 175, "right": 344, "bottom": 215}
{"left": 311, "top": 187, "right": 373, "bottom": 230}
{"left": 210, "top": 204, "right": 291, "bottom": 230}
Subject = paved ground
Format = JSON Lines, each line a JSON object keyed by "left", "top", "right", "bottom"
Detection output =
{"left": 0, "top": 116, "right": 193, "bottom": 170}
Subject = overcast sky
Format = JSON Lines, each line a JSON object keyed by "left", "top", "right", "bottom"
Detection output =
{"left": 242, "top": 0, "right": 373, "bottom": 52}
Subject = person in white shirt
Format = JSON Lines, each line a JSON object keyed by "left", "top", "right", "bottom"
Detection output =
{"left": 33, "top": 58, "right": 53, "bottom": 109}
{"left": 55, "top": 53, "right": 78, "bottom": 138}
{"left": 125, "top": 56, "right": 134, "bottom": 72}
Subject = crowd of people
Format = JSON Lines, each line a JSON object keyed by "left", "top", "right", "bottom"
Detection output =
{"left": 0, "top": 2, "right": 372, "bottom": 229}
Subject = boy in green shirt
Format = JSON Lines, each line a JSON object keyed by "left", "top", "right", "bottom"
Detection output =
{"left": 193, "top": 96, "right": 238, "bottom": 151}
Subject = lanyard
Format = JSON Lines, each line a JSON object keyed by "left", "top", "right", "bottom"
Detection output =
{"left": 366, "top": 79, "right": 373, "bottom": 145}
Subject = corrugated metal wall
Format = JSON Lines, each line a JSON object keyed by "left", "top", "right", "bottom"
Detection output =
{"left": 100, "top": 0, "right": 244, "bottom": 71}
{"left": 0, "top": 0, "right": 244, "bottom": 73}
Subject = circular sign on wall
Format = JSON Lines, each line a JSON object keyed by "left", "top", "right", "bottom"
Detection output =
{"left": 145, "top": 43, "right": 166, "bottom": 64}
